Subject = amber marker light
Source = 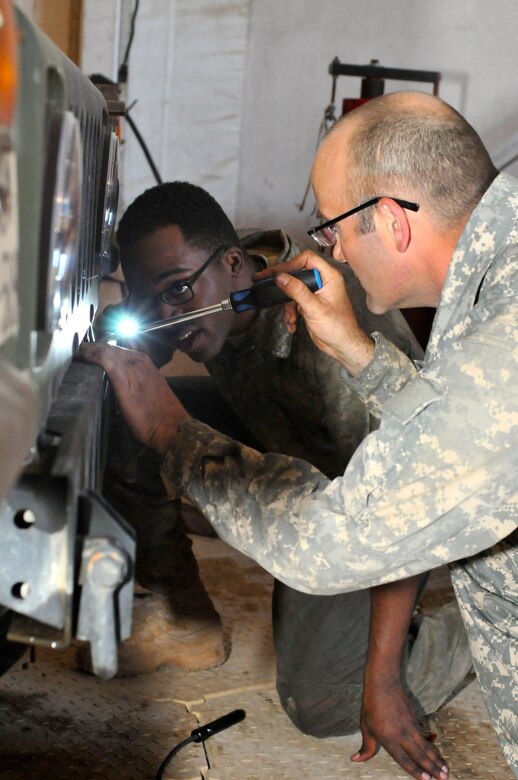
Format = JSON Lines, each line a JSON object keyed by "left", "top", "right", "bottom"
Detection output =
{"left": 0, "top": 0, "right": 18, "bottom": 127}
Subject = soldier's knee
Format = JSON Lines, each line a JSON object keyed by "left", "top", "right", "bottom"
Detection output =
{"left": 276, "top": 680, "right": 361, "bottom": 738}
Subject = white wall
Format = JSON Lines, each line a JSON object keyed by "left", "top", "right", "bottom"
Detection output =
{"left": 82, "top": 0, "right": 251, "bottom": 220}
{"left": 81, "top": 0, "right": 518, "bottom": 247}
{"left": 235, "top": 0, "right": 518, "bottom": 245}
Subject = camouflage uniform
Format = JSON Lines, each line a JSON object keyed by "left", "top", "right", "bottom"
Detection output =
{"left": 160, "top": 230, "right": 471, "bottom": 735}
{"left": 161, "top": 175, "right": 518, "bottom": 773}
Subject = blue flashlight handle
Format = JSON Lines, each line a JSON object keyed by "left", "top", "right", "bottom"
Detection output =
{"left": 230, "top": 268, "right": 322, "bottom": 313}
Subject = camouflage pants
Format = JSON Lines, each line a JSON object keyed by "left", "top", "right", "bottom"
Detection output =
{"left": 451, "top": 529, "right": 518, "bottom": 776}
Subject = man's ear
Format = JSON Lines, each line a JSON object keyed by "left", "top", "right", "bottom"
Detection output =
{"left": 223, "top": 246, "right": 246, "bottom": 277}
{"left": 377, "top": 198, "right": 411, "bottom": 253}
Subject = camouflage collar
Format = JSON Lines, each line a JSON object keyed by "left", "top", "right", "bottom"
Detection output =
{"left": 229, "top": 229, "right": 300, "bottom": 360}
{"left": 429, "top": 172, "right": 518, "bottom": 355}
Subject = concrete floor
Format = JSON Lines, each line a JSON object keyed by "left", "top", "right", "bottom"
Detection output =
{"left": 0, "top": 534, "right": 513, "bottom": 780}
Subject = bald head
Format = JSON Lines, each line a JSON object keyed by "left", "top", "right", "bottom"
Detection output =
{"left": 314, "top": 91, "right": 497, "bottom": 233}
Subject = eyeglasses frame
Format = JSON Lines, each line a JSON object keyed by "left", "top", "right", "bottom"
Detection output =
{"left": 159, "top": 243, "right": 231, "bottom": 306}
{"left": 307, "top": 197, "right": 420, "bottom": 246}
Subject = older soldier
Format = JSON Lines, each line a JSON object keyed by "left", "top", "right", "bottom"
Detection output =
{"left": 80, "top": 93, "right": 517, "bottom": 779}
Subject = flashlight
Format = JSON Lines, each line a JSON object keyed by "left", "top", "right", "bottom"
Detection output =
{"left": 100, "top": 268, "right": 322, "bottom": 342}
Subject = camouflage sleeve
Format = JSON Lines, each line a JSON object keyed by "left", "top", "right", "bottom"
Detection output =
{"left": 160, "top": 293, "right": 517, "bottom": 595}
{"left": 342, "top": 331, "right": 420, "bottom": 418}
{"left": 330, "top": 264, "right": 423, "bottom": 419}
{"left": 162, "top": 336, "right": 518, "bottom": 594}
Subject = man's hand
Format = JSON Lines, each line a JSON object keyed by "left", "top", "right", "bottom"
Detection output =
{"left": 77, "top": 343, "right": 190, "bottom": 455}
{"left": 254, "top": 250, "right": 375, "bottom": 376}
{"left": 352, "top": 679, "right": 449, "bottom": 780}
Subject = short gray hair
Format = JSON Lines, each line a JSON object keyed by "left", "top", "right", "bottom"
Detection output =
{"left": 330, "top": 93, "right": 497, "bottom": 234}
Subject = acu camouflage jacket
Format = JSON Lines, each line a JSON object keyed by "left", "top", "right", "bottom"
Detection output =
{"left": 161, "top": 174, "right": 518, "bottom": 594}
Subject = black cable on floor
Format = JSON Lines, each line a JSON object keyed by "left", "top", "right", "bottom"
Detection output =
{"left": 155, "top": 709, "right": 246, "bottom": 779}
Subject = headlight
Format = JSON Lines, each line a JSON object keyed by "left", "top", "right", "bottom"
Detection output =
{"left": 97, "top": 129, "right": 119, "bottom": 270}
{"left": 39, "top": 109, "right": 82, "bottom": 332}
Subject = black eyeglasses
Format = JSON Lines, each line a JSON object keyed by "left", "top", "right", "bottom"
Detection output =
{"left": 307, "top": 197, "right": 420, "bottom": 248}
{"left": 159, "top": 244, "right": 231, "bottom": 306}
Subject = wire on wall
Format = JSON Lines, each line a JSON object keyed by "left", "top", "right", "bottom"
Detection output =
{"left": 118, "top": 0, "right": 140, "bottom": 84}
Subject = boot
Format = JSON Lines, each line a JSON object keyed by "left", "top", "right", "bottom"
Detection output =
{"left": 76, "top": 580, "right": 229, "bottom": 676}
